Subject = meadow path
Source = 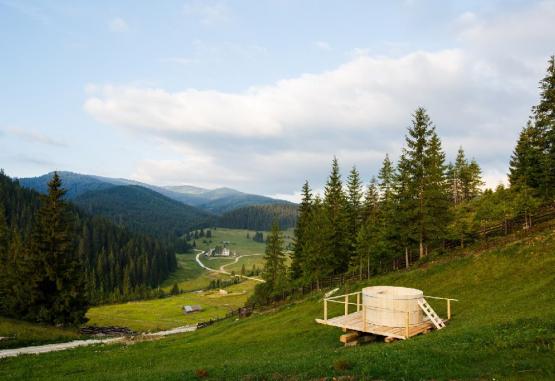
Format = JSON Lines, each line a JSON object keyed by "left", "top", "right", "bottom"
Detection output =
{"left": 0, "top": 325, "right": 197, "bottom": 359}
{"left": 194, "top": 250, "right": 264, "bottom": 283}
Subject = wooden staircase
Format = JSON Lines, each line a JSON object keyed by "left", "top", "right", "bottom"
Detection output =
{"left": 417, "top": 298, "right": 445, "bottom": 330}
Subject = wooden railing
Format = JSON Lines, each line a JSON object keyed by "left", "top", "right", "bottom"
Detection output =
{"left": 322, "top": 291, "right": 458, "bottom": 338}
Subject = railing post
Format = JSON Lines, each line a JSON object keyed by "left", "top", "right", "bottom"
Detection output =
{"left": 405, "top": 312, "right": 410, "bottom": 339}
{"left": 447, "top": 299, "right": 451, "bottom": 320}
{"left": 356, "top": 292, "right": 360, "bottom": 312}
{"left": 344, "top": 294, "right": 348, "bottom": 316}
{"left": 362, "top": 304, "right": 367, "bottom": 331}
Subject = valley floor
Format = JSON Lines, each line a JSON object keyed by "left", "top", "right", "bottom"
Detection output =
{"left": 1, "top": 225, "right": 554, "bottom": 380}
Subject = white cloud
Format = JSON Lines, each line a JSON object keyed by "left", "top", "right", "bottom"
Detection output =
{"left": 85, "top": 1, "right": 555, "bottom": 194}
{"left": 4, "top": 127, "right": 66, "bottom": 147}
{"left": 183, "top": 1, "right": 231, "bottom": 26}
{"left": 109, "top": 17, "right": 128, "bottom": 32}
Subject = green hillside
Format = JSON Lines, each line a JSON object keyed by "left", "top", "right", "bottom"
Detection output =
{"left": 1, "top": 224, "right": 553, "bottom": 380}
{"left": 217, "top": 203, "right": 298, "bottom": 231}
{"left": 74, "top": 185, "right": 214, "bottom": 241}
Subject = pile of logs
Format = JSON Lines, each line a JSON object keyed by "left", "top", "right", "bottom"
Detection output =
{"left": 80, "top": 326, "right": 135, "bottom": 336}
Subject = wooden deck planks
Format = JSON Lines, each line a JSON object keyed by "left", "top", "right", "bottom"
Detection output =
{"left": 316, "top": 312, "right": 438, "bottom": 340}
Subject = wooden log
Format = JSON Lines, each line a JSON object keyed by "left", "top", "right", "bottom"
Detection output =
{"left": 340, "top": 331, "right": 360, "bottom": 344}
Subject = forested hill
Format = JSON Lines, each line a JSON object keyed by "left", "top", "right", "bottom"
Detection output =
{"left": 73, "top": 185, "right": 214, "bottom": 242}
{"left": 19, "top": 172, "right": 289, "bottom": 215}
{"left": 0, "top": 173, "right": 177, "bottom": 305}
{"left": 217, "top": 203, "right": 298, "bottom": 230}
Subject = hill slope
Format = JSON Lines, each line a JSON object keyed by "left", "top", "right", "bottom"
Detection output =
{"left": 217, "top": 203, "right": 298, "bottom": 230}
{"left": 18, "top": 172, "right": 291, "bottom": 215}
{"left": 1, "top": 225, "right": 553, "bottom": 380}
{"left": 73, "top": 185, "right": 214, "bottom": 240}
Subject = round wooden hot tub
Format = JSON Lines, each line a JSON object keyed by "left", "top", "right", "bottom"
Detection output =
{"left": 362, "top": 286, "right": 424, "bottom": 327}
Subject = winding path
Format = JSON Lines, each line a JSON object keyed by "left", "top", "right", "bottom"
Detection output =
{"left": 195, "top": 250, "right": 265, "bottom": 283}
{"left": 0, "top": 325, "right": 197, "bottom": 359}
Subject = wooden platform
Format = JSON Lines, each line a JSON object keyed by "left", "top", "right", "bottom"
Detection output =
{"left": 315, "top": 311, "right": 439, "bottom": 340}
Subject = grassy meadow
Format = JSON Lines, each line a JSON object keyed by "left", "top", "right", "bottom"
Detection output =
{"left": 0, "top": 318, "right": 82, "bottom": 350}
{"left": 1, "top": 225, "right": 553, "bottom": 380}
{"left": 86, "top": 281, "right": 257, "bottom": 332}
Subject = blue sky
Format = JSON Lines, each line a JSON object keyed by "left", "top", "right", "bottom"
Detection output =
{"left": 1, "top": 0, "right": 554, "bottom": 200}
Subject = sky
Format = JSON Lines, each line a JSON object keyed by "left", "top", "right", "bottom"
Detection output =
{"left": 1, "top": 0, "right": 554, "bottom": 202}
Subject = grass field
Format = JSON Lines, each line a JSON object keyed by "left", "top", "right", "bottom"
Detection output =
{"left": 85, "top": 281, "right": 257, "bottom": 332}
{"left": 193, "top": 228, "right": 294, "bottom": 276}
{"left": 2, "top": 225, "right": 553, "bottom": 380}
{"left": 160, "top": 253, "right": 230, "bottom": 292}
{"left": 0, "top": 318, "right": 82, "bottom": 350}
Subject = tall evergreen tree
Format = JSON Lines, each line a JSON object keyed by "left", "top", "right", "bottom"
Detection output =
{"left": 345, "top": 166, "right": 363, "bottom": 261}
{"left": 262, "top": 222, "right": 286, "bottom": 292}
{"left": 290, "top": 181, "right": 312, "bottom": 280}
{"left": 423, "top": 131, "right": 451, "bottom": 249}
{"left": 376, "top": 155, "right": 399, "bottom": 270}
{"left": 509, "top": 122, "right": 544, "bottom": 192}
{"left": 301, "top": 196, "right": 333, "bottom": 287}
{"left": 352, "top": 177, "right": 380, "bottom": 278}
{"left": 510, "top": 56, "right": 555, "bottom": 200}
{"left": 323, "top": 157, "right": 349, "bottom": 273}
{"left": 533, "top": 55, "right": 555, "bottom": 199}
{"left": 22, "top": 173, "right": 88, "bottom": 325}
{"left": 401, "top": 108, "right": 451, "bottom": 258}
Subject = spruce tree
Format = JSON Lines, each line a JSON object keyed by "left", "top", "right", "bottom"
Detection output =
{"left": 510, "top": 56, "right": 555, "bottom": 200}
{"left": 345, "top": 166, "right": 363, "bottom": 261}
{"left": 323, "top": 157, "right": 350, "bottom": 273}
{"left": 23, "top": 172, "right": 88, "bottom": 325}
{"left": 423, "top": 131, "right": 451, "bottom": 249}
{"left": 377, "top": 155, "right": 399, "bottom": 271}
{"left": 262, "top": 222, "right": 286, "bottom": 293}
{"left": 395, "top": 153, "right": 414, "bottom": 267}
{"left": 301, "top": 196, "right": 333, "bottom": 288}
{"left": 353, "top": 177, "right": 380, "bottom": 278}
{"left": 509, "top": 122, "right": 545, "bottom": 192}
{"left": 533, "top": 55, "right": 555, "bottom": 199}
{"left": 290, "top": 181, "right": 312, "bottom": 280}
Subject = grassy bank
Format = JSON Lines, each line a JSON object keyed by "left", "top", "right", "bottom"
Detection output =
{"left": 1, "top": 226, "right": 553, "bottom": 380}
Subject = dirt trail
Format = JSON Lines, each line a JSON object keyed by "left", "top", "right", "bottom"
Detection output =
{"left": 195, "top": 251, "right": 264, "bottom": 283}
{"left": 0, "top": 325, "right": 197, "bottom": 359}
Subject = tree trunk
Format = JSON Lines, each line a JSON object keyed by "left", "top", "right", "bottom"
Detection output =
{"left": 405, "top": 247, "right": 409, "bottom": 269}
{"left": 419, "top": 237, "right": 424, "bottom": 259}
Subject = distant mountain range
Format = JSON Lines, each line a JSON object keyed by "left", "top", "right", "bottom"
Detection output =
{"left": 18, "top": 171, "right": 292, "bottom": 215}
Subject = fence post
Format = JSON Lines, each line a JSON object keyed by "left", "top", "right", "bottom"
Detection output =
{"left": 447, "top": 299, "right": 451, "bottom": 320}
{"left": 362, "top": 304, "right": 367, "bottom": 331}
{"left": 356, "top": 292, "right": 360, "bottom": 312}
{"left": 344, "top": 294, "right": 348, "bottom": 316}
{"left": 324, "top": 299, "right": 328, "bottom": 322}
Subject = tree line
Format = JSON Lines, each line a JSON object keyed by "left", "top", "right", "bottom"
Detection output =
{"left": 0, "top": 172, "right": 177, "bottom": 325}
{"left": 252, "top": 55, "right": 554, "bottom": 304}
{"left": 217, "top": 204, "right": 298, "bottom": 231}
